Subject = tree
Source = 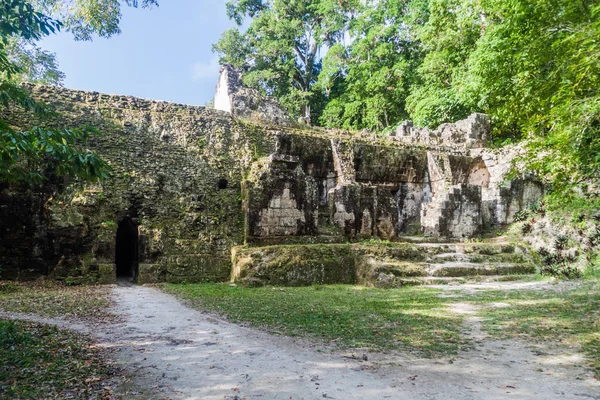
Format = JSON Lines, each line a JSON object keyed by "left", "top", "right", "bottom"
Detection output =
{"left": 5, "top": 37, "right": 65, "bottom": 85}
{"left": 0, "top": 0, "right": 108, "bottom": 184}
{"left": 467, "top": 0, "right": 600, "bottom": 209}
{"left": 406, "top": 0, "right": 600, "bottom": 210}
{"left": 31, "top": 0, "right": 159, "bottom": 41}
{"left": 214, "top": 0, "right": 357, "bottom": 122}
{"left": 404, "top": 0, "right": 482, "bottom": 128}
{"left": 318, "top": 0, "right": 427, "bottom": 130}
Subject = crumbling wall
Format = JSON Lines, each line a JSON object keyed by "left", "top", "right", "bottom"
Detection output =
{"left": 214, "top": 64, "right": 294, "bottom": 127}
{"left": 0, "top": 85, "right": 270, "bottom": 282}
{"left": 0, "top": 80, "right": 544, "bottom": 283}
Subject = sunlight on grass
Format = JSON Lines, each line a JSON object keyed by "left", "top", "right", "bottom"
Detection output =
{"left": 162, "top": 280, "right": 600, "bottom": 376}
{"left": 163, "top": 283, "right": 467, "bottom": 356}
{"left": 469, "top": 282, "right": 600, "bottom": 377}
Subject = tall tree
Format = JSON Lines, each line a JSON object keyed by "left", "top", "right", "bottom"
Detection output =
{"left": 31, "top": 0, "right": 159, "bottom": 41}
{"left": 318, "top": 0, "right": 428, "bottom": 130}
{"left": 463, "top": 0, "right": 600, "bottom": 208}
{"left": 407, "top": 0, "right": 600, "bottom": 209}
{"left": 214, "top": 0, "right": 357, "bottom": 122}
{"left": 405, "top": 0, "right": 482, "bottom": 128}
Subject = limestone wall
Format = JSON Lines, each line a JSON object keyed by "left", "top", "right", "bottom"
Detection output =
{"left": 0, "top": 83, "right": 542, "bottom": 282}
{"left": 0, "top": 85, "right": 270, "bottom": 282}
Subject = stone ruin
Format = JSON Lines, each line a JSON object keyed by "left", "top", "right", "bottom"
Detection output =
{"left": 214, "top": 64, "right": 294, "bottom": 127}
{"left": 0, "top": 66, "right": 543, "bottom": 284}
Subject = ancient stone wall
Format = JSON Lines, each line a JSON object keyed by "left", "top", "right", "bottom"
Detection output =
{"left": 0, "top": 79, "right": 543, "bottom": 283}
{"left": 0, "top": 85, "right": 272, "bottom": 282}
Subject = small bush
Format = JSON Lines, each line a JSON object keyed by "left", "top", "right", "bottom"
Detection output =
{"left": 514, "top": 210, "right": 530, "bottom": 222}
{"left": 554, "top": 234, "right": 569, "bottom": 251}
{"left": 541, "top": 263, "right": 581, "bottom": 279}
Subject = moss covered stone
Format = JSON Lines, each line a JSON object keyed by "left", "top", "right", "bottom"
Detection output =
{"left": 0, "top": 84, "right": 543, "bottom": 283}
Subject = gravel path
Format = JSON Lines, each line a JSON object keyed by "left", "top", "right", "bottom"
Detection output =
{"left": 2, "top": 282, "right": 599, "bottom": 399}
{"left": 102, "top": 284, "right": 600, "bottom": 400}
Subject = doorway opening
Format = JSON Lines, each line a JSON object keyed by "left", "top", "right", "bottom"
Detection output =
{"left": 115, "top": 217, "right": 139, "bottom": 279}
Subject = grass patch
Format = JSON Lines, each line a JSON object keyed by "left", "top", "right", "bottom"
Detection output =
{"left": 164, "top": 280, "right": 600, "bottom": 376}
{"left": 466, "top": 281, "right": 600, "bottom": 377}
{"left": 0, "top": 281, "right": 113, "bottom": 321}
{"left": 0, "top": 320, "right": 117, "bottom": 399}
{"left": 163, "top": 283, "right": 466, "bottom": 356}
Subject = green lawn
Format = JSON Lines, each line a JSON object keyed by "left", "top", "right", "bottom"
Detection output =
{"left": 164, "top": 280, "right": 600, "bottom": 376}
{"left": 164, "top": 283, "right": 467, "bottom": 355}
{"left": 469, "top": 283, "right": 600, "bottom": 376}
{"left": 0, "top": 320, "right": 115, "bottom": 399}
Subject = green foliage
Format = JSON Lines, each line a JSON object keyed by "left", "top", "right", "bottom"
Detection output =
{"left": 216, "top": 0, "right": 599, "bottom": 212}
{"left": 32, "top": 0, "right": 159, "bottom": 41}
{"left": 5, "top": 37, "right": 65, "bottom": 84}
{"left": 405, "top": 0, "right": 481, "bottom": 127}
{"left": 214, "top": 0, "right": 357, "bottom": 122}
{"left": 0, "top": 0, "right": 109, "bottom": 184}
{"left": 0, "top": 123, "right": 109, "bottom": 184}
{"left": 410, "top": 0, "right": 600, "bottom": 208}
{"left": 318, "top": 0, "right": 426, "bottom": 130}
{"left": 537, "top": 246, "right": 581, "bottom": 279}
{"left": 3, "top": 1, "right": 159, "bottom": 84}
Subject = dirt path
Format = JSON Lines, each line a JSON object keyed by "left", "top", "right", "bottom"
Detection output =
{"left": 2, "top": 282, "right": 598, "bottom": 399}
{"left": 99, "top": 284, "right": 600, "bottom": 400}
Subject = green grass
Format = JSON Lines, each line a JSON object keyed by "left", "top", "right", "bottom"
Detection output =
{"left": 0, "top": 320, "right": 116, "bottom": 399}
{"left": 0, "top": 282, "right": 119, "bottom": 397}
{"left": 164, "top": 283, "right": 467, "bottom": 356}
{"left": 466, "top": 282, "right": 600, "bottom": 376}
{"left": 164, "top": 280, "right": 600, "bottom": 376}
{"left": 0, "top": 281, "right": 113, "bottom": 321}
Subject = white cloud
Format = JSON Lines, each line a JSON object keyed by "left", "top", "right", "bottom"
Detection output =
{"left": 191, "top": 56, "right": 220, "bottom": 81}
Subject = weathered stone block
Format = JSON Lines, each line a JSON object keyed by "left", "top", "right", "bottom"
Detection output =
{"left": 138, "top": 263, "right": 163, "bottom": 284}
{"left": 97, "top": 263, "right": 116, "bottom": 284}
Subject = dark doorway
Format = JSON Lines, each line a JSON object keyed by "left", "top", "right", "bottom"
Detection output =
{"left": 115, "top": 218, "right": 139, "bottom": 279}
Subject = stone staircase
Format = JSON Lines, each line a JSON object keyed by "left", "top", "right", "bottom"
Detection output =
{"left": 357, "top": 240, "right": 535, "bottom": 287}
{"left": 231, "top": 238, "right": 537, "bottom": 287}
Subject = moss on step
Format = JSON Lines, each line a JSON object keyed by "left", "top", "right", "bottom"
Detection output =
{"left": 231, "top": 244, "right": 357, "bottom": 286}
{"left": 430, "top": 263, "right": 535, "bottom": 277}
{"left": 232, "top": 241, "right": 538, "bottom": 287}
{"left": 97, "top": 264, "right": 116, "bottom": 284}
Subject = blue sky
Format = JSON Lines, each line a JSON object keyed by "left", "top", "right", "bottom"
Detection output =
{"left": 39, "top": 0, "right": 235, "bottom": 106}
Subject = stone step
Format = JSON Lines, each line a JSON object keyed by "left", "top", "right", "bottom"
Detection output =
{"left": 360, "top": 257, "right": 534, "bottom": 280}
{"left": 231, "top": 241, "right": 536, "bottom": 287}
{"left": 411, "top": 241, "right": 516, "bottom": 254}
{"left": 426, "top": 251, "right": 526, "bottom": 264}
{"left": 397, "top": 274, "right": 537, "bottom": 286}
{"left": 427, "top": 262, "right": 535, "bottom": 277}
